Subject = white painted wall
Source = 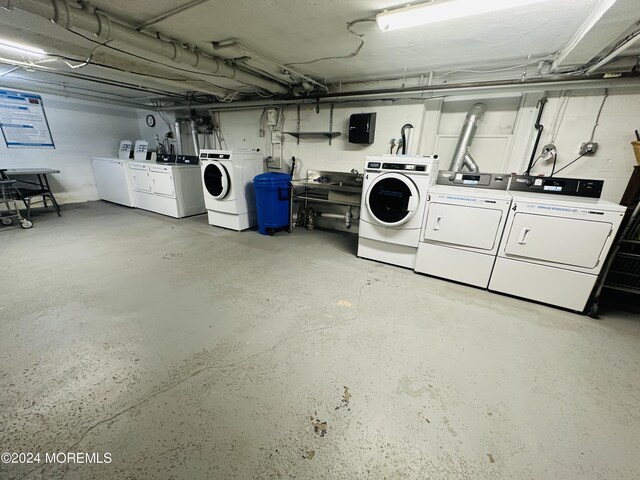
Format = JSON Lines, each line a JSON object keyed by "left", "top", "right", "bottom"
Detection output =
{"left": 0, "top": 89, "right": 182, "bottom": 204}
{"left": 213, "top": 88, "right": 640, "bottom": 203}
{"left": 2, "top": 85, "right": 637, "bottom": 210}
{"left": 0, "top": 90, "right": 143, "bottom": 204}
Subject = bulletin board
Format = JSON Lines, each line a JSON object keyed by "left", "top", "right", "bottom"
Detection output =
{"left": 0, "top": 89, "right": 55, "bottom": 148}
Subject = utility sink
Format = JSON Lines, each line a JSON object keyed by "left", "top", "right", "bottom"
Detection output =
{"left": 291, "top": 170, "right": 363, "bottom": 206}
{"left": 292, "top": 170, "right": 364, "bottom": 194}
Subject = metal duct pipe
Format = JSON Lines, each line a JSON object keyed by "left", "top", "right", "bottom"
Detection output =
{"left": 189, "top": 119, "right": 200, "bottom": 155}
{"left": 449, "top": 103, "right": 487, "bottom": 172}
{"left": 0, "top": 0, "right": 289, "bottom": 94}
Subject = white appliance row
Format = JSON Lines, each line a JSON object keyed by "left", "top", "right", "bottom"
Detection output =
{"left": 357, "top": 159, "right": 626, "bottom": 313}
{"left": 91, "top": 156, "right": 205, "bottom": 218}
{"left": 92, "top": 150, "right": 265, "bottom": 229}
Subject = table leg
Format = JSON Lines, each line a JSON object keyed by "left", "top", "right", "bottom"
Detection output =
{"left": 42, "top": 174, "right": 61, "bottom": 216}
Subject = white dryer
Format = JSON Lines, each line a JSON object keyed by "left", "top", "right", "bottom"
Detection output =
{"left": 489, "top": 175, "right": 626, "bottom": 312}
{"left": 200, "top": 149, "right": 264, "bottom": 231}
{"left": 415, "top": 171, "right": 512, "bottom": 288}
{"left": 357, "top": 155, "right": 439, "bottom": 269}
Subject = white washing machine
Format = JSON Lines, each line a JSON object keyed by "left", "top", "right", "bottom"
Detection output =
{"left": 128, "top": 155, "right": 205, "bottom": 218}
{"left": 357, "top": 155, "right": 439, "bottom": 269}
{"left": 489, "top": 175, "right": 626, "bottom": 312}
{"left": 415, "top": 171, "right": 512, "bottom": 288}
{"left": 200, "top": 149, "right": 264, "bottom": 231}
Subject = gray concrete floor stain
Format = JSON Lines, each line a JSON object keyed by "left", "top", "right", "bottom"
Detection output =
{"left": 0, "top": 202, "right": 639, "bottom": 479}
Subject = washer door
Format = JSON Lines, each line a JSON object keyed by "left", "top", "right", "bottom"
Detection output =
{"left": 203, "top": 161, "right": 230, "bottom": 199}
{"left": 365, "top": 173, "right": 420, "bottom": 227}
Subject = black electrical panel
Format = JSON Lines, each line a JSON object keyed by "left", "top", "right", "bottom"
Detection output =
{"left": 348, "top": 113, "right": 376, "bottom": 144}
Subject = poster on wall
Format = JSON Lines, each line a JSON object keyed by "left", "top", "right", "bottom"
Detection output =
{"left": 0, "top": 89, "right": 55, "bottom": 148}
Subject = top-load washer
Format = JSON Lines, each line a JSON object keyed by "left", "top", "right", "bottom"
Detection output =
{"left": 489, "top": 175, "right": 626, "bottom": 312}
{"left": 357, "top": 155, "right": 439, "bottom": 269}
{"left": 200, "top": 149, "right": 264, "bottom": 231}
{"left": 128, "top": 155, "right": 205, "bottom": 218}
{"left": 415, "top": 170, "right": 512, "bottom": 288}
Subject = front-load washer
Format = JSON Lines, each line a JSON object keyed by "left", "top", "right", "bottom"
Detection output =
{"left": 489, "top": 175, "right": 626, "bottom": 312}
{"left": 357, "top": 155, "right": 439, "bottom": 269}
{"left": 415, "top": 170, "right": 512, "bottom": 288}
{"left": 200, "top": 149, "right": 264, "bottom": 231}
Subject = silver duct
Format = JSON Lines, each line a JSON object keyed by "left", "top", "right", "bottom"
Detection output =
{"left": 449, "top": 103, "right": 487, "bottom": 172}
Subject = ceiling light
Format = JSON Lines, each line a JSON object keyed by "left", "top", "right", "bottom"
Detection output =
{"left": 0, "top": 39, "right": 46, "bottom": 56}
{"left": 376, "top": 0, "right": 550, "bottom": 32}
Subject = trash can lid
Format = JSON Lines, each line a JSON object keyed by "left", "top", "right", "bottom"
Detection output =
{"left": 254, "top": 172, "right": 291, "bottom": 185}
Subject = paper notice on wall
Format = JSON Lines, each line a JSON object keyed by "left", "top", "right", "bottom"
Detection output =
{"left": 0, "top": 89, "right": 55, "bottom": 148}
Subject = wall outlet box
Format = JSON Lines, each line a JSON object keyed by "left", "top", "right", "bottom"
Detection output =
{"left": 271, "top": 131, "right": 281, "bottom": 144}
{"left": 267, "top": 108, "right": 278, "bottom": 126}
{"left": 579, "top": 142, "right": 598, "bottom": 155}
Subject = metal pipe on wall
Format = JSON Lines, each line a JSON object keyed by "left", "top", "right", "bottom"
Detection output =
{"left": 163, "top": 77, "right": 640, "bottom": 111}
{"left": 449, "top": 103, "right": 486, "bottom": 172}
{"left": 0, "top": 0, "right": 290, "bottom": 94}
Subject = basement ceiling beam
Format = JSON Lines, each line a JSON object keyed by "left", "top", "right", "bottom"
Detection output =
{"left": 552, "top": 0, "right": 640, "bottom": 71}
{"left": 0, "top": 0, "right": 290, "bottom": 94}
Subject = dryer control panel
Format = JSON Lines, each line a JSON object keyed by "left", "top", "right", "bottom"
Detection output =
{"left": 436, "top": 171, "right": 509, "bottom": 190}
{"left": 510, "top": 175, "right": 603, "bottom": 198}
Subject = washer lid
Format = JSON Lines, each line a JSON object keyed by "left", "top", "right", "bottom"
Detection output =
{"left": 204, "top": 161, "right": 230, "bottom": 199}
{"left": 365, "top": 173, "right": 420, "bottom": 227}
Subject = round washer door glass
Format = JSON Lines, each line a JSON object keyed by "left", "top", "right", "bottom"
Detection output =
{"left": 204, "top": 161, "right": 230, "bottom": 199}
{"left": 366, "top": 173, "right": 420, "bottom": 226}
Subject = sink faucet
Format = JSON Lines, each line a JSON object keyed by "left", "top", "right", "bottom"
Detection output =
{"left": 351, "top": 169, "right": 363, "bottom": 184}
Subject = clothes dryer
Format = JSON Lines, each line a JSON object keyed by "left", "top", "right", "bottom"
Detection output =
{"left": 415, "top": 171, "right": 512, "bottom": 288}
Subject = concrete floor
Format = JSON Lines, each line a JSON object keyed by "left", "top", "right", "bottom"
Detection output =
{"left": 1, "top": 202, "right": 639, "bottom": 480}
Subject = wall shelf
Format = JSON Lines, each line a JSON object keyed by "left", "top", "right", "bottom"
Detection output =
{"left": 284, "top": 132, "right": 341, "bottom": 140}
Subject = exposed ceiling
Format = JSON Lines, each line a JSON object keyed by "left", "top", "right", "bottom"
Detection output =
{"left": 0, "top": 0, "right": 639, "bottom": 107}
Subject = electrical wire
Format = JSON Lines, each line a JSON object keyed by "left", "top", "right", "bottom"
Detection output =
{"left": 550, "top": 154, "right": 585, "bottom": 177}
{"left": 438, "top": 54, "right": 554, "bottom": 77}
{"left": 284, "top": 18, "right": 374, "bottom": 67}
{"left": 590, "top": 89, "right": 608, "bottom": 142}
{"left": 548, "top": 91, "right": 570, "bottom": 144}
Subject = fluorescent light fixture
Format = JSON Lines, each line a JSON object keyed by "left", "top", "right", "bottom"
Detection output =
{"left": 0, "top": 39, "right": 46, "bottom": 56}
{"left": 377, "top": 0, "right": 549, "bottom": 32}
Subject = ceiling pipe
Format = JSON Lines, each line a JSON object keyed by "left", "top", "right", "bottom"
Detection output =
{"left": 211, "top": 39, "right": 326, "bottom": 92}
{"left": 0, "top": 0, "right": 290, "bottom": 94}
{"left": 162, "top": 75, "right": 640, "bottom": 111}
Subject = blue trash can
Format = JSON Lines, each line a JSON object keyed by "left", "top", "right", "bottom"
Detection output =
{"left": 253, "top": 172, "right": 291, "bottom": 235}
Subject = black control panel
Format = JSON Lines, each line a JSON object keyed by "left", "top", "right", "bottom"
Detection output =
{"left": 156, "top": 154, "right": 176, "bottom": 164}
{"left": 176, "top": 155, "right": 199, "bottom": 165}
{"left": 509, "top": 175, "right": 603, "bottom": 198}
{"left": 436, "top": 171, "right": 509, "bottom": 190}
{"left": 200, "top": 152, "right": 231, "bottom": 160}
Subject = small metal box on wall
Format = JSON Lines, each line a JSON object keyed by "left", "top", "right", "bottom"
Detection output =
{"left": 348, "top": 113, "right": 376, "bottom": 144}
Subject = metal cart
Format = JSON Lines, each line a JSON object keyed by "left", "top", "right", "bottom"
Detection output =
{"left": 588, "top": 201, "right": 640, "bottom": 317}
{"left": 0, "top": 179, "right": 33, "bottom": 229}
